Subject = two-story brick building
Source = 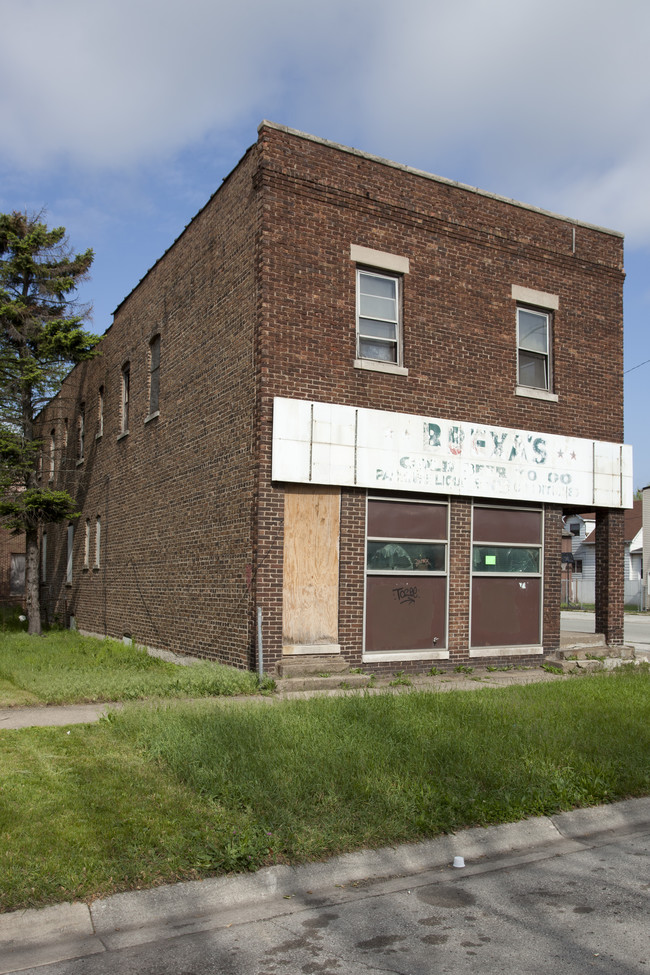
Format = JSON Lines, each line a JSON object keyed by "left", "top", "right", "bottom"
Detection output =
{"left": 36, "top": 121, "right": 632, "bottom": 673}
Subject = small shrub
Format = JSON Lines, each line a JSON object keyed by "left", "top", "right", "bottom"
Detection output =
{"left": 389, "top": 670, "right": 412, "bottom": 687}
{"left": 454, "top": 665, "right": 474, "bottom": 674}
{"left": 542, "top": 663, "right": 563, "bottom": 675}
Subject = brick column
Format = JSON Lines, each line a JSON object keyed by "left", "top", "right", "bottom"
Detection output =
{"left": 543, "top": 505, "right": 562, "bottom": 652}
{"left": 448, "top": 497, "right": 472, "bottom": 660}
{"left": 594, "top": 509, "right": 624, "bottom": 645}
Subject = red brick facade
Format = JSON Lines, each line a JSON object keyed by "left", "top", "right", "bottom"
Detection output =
{"left": 36, "top": 122, "right": 627, "bottom": 671}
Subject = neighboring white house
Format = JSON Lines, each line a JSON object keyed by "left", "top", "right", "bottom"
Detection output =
{"left": 643, "top": 485, "right": 650, "bottom": 610}
{"left": 563, "top": 511, "right": 596, "bottom": 604}
{"left": 563, "top": 501, "right": 643, "bottom": 607}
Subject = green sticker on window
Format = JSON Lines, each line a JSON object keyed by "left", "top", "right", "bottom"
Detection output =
{"left": 485, "top": 555, "right": 497, "bottom": 565}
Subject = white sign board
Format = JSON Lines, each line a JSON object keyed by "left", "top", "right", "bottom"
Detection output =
{"left": 272, "top": 398, "right": 633, "bottom": 509}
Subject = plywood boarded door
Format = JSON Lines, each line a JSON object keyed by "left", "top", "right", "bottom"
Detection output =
{"left": 282, "top": 486, "right": 340, "bottom": 654}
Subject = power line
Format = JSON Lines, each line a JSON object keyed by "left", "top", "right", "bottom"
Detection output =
{"left": 625, "top": 357, "right": 650, "bottom": 375}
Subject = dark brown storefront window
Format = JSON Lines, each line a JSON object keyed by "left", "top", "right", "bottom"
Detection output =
{"left": 365, "top": 497, "right": 447, "bottom": 654}
{"left": 471, "top": 505, "right": 542, "bottom": 648}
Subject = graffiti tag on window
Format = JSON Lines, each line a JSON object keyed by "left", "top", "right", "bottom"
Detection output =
{"left": 393, "top": 585, "right": 418, "bottom": 605}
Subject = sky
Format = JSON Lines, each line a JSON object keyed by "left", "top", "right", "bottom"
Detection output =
{"left": 1, "top": 0, "right": 648, "bottom": 487}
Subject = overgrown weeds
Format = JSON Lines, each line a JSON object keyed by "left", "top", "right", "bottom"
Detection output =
{"left": 0, "top": 620, "right": 259, "bottom": 704}
{"left": 1, "top": 665, "right": 648, "bottom": 912}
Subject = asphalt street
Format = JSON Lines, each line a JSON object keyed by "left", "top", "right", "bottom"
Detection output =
{"left": 2, "top": 800, "right": 648, "bottom": 975}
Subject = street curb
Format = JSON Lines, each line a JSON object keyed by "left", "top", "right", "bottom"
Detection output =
{"left": 1, "top": 796, "right": 648, "bottom": 973}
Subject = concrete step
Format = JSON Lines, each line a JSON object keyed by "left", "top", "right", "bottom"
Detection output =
{"left": 275, "top": 655, "right": 351, "bottom": 678}
{"left": 275, "top": 674, "right": 373, "bottom": 692}
{"left": 559, "top": 631, "right": 606, "bottom": 650}
{"left": 546, "top": 645, "right": 637, "bottom": 673}
{"left": 554, "top": 645, "right": 635, "bottom": 661}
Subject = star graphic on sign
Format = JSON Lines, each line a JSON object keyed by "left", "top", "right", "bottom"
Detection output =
{"left": 570, "top": 451, "right": 577, "bottom": 460}
{"left": 557, "top": 449, "right": 564, "bottom": 459}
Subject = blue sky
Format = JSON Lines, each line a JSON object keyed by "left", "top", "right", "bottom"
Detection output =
{"left": 2, "top": 0, "right": 648, "bottom": 487}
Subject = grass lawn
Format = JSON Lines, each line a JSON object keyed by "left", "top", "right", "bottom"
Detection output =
{"left": 0, "top": 609, "right": 260, "bottom": 704}
{"left": 1, "top": 666, "right": 648, "bottom": 912}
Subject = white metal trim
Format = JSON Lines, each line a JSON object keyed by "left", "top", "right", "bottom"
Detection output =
{"left": 363, "top": 649, "right": 450, "bottom": 662}
{"left": 469, "top": 645, "right": 543, "bottom": 657}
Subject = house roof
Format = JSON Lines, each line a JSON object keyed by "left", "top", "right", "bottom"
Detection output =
{"left": 583, "top": 499, "right": 642, "bottom": 545}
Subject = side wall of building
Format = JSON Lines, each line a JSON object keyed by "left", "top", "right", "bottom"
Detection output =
{"left": 39, "top": 146, "right": 261, "bottom": 665}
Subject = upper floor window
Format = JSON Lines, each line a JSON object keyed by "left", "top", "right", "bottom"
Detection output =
{"left": 84, "top": 518, "right": 91, "bottom": 568}
{"left": 121, "top": 363, "right": 130, "bottom": 435}
{"left": 97, "top": 386, "right": 104, "bottom": 438}
{"left": 49, "top": 430, "right": 55, "bottom": 481}
{"left": 350, "top": 245, "right": 409, "bottom": 377}
{"left": 517, "top": 306, "right": 551, "bottom": 391}
{"left": 77, "top": 404, "right": 85, "bottom": 461}
{"left": 66, "top": 524, "right": 74, "bottom": 584}
{"left": 357, "top": 269, "right": 400, "bottom": 364}
{"left": 512, "top": 285, "right": 559, "bottom": 401}
{"left": 149, "top": 335, "right": 160, "bottom": 416}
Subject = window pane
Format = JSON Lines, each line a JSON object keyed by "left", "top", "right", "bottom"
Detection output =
{"left": 359, "top": 272, "right": 396, "bottom": 300}
{"left": 368, "top": 500, "right": 448, "bottom": 540}
{"left": 472, "top": 546, "right": 540, "bottom": 573}
{"left": 518, "top": 309, "right": 548, "bottom": 353}
{"left": 358, "top": 318, "right": 397, "bottom": 341}
{"left": 473, "top": 506, "right": 541, "bottom": 544}
{"left": 518, "top": 350, "right": 547, "bottom": 389}
{"left": 367, "top": 541, "right": 446, "bottom": 572}
{"left": 472, "top": 577, "right": 541, "bottom": 646}
{"left": 359, "top": 337, "right": 397, "bottom": 361}
{"left": 366, "top": 575, "right": 447, "bottom": 652}
{"left": 359, "top": 293, "right": 397, "bottom": 321}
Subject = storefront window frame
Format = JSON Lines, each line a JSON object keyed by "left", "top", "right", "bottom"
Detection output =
{"left": 363, "top": 494, "right": 450, "bottom": 662}
{"left": 469, "top": 502, "right": 544, "bottom": 655}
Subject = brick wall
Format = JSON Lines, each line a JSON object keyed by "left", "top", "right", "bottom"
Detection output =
{"left": 38, "top": 144, "right": 262, "bottom": 665}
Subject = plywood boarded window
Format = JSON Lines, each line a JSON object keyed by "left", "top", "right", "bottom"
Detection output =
{"left": 471, "top": 504, "right": 542, "bottom": 648}
{"left": 282, "top": 486, "right": 340, "bottom": 652}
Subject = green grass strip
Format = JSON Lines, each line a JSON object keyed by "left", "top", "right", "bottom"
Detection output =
{"left": 1, "top": 668, "right": 647, "bottom": 912}
{"left": 0, "top": 624, "right": 259, "bottom": 703}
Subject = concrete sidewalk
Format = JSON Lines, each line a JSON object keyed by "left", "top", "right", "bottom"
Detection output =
{"left": 1, "top": 796, "right": 648, "bottom": 974}
{"left": 0, "top": 666, "right": 576, "bottom": 731}
{"left": 0, "top": 702, "right": 123, "bottom": 730}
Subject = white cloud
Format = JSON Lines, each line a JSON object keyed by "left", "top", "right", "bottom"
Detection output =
{"left": 0, "top": 0, "right": 325, "bottom": 167}
{"left": 2, "top": 0, "right": 650, "bottom": 241}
